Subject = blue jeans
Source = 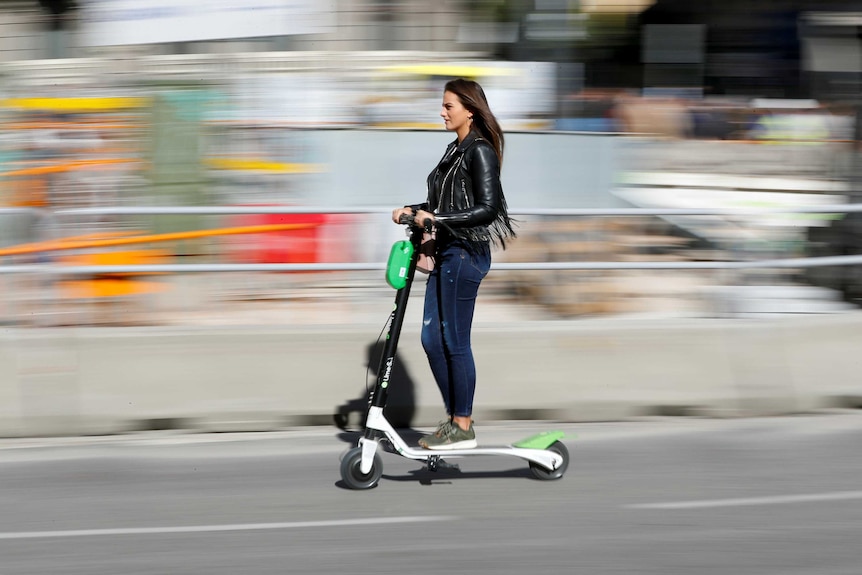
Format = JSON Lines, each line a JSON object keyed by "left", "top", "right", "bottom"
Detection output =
{"left": 420, "top": 240, "right": 491, "bottom": 417}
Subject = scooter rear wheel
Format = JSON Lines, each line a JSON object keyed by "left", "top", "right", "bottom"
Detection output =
{"left": 340, "top": 446, "right": 383, "bottom": 490}
{"left": 529, "top": 440, "right": 569, "bottom": 480}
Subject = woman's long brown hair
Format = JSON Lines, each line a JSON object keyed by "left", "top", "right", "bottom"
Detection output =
{"left": 442, "top": 78, "right": 516, "bottom": 248}
{"left": 444, "top": 78, "right": 504, "bottom": 166}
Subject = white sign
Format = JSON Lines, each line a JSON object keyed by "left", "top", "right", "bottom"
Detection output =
{"left": 80, "top": 0, "right": 334, "bottom": 46}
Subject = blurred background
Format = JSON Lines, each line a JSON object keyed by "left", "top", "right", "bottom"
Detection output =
{"left": 2, "top": 0, "right": 862, "bottom": 326}
{"left": 2, "top": 1, "right": 862, "bottom": 436}
{"left": 2, "top": 7, "right": 862, "bottom": 568}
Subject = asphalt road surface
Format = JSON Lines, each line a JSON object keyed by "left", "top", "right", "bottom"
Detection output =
{"left": 0, "top": 414, "right": 860, "bottom": 574}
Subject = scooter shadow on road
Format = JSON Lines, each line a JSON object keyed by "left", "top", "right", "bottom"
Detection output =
{"left": 382, "top": 465, "right": 534, "bottom": 486}
{"left": 335, "top": 466, "right": 534, "bottom": 490}
{"left": 335, "top": 466, "right": 533, "bottom": 490}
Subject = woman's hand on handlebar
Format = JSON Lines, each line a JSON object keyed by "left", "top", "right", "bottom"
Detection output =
{"left": 392, "top": 208, "right": 434, "bottom": 230}
{"left": 414, "top": 210, "right": 435, "bottom": 230}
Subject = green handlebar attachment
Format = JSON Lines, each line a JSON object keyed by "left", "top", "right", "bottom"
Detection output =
{"left": 386, "top": 240, "right": 414, "bottom": 290}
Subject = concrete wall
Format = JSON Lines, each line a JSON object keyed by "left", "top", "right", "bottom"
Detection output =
{"left": 309, "top": 129, "right": 625, "bottom": 210}
{"left": 2, "top": 311, "right": 861, "bottom": 437}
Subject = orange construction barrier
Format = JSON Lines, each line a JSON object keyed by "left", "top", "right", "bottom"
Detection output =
{"left": 0, "top": 222, "right": 320, "bottom": 299}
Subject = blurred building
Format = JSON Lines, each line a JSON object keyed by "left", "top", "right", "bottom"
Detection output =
{"left": 0, "top": 0, "right": 860, "bottom": 101}
{"left": 1, "top": 2, "right": 860, "bottom": 99}
{"left": 5, "top": 0, "right": 862, "bottom": 325}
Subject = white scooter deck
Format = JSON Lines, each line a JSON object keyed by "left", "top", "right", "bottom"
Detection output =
{"left": 362, "top": 407, "right": 565, "bottom": 472}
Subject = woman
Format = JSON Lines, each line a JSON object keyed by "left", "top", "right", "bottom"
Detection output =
{"left": 391, "top": 78, "right": 516, "bottom": 450}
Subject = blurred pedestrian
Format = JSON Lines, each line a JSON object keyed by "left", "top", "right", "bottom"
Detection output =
{"left": 391, "top": 78, "right": 516, "bottom": 450}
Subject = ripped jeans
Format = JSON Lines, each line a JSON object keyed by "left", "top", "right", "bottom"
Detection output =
{"left": 420, "top": 240, "right": 491, "bottom": 418}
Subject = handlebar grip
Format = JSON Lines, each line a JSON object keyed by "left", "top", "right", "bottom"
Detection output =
{"left": 398, "top": 212, "right": 432, "bottom": 232}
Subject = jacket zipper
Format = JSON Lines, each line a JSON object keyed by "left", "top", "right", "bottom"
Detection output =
{"left": 461, "top": 178, "right": 470, "bottom": 209}
{"left": 441, "top": 154, "right": 462, "bottom": 211}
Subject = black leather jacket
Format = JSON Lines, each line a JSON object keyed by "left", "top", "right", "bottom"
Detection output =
{"left": 413, "top": 131, "right": 515, "bottom": 248}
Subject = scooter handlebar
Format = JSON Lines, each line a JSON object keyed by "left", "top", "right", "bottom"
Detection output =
{"left": 398, "top": 213, "right": 433, "bottom": 232}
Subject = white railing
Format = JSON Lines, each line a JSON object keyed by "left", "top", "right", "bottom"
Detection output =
{"left": 1, "top": 204, "right": 861, "bottom": 274}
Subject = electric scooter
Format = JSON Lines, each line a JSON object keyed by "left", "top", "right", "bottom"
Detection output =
{"left": 339, "top": 214, "right": 569, "bottom": 490}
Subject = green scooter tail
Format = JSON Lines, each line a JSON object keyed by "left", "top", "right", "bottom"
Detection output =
{"left": 512, "top": 430, "right": 567, "bottom": 450}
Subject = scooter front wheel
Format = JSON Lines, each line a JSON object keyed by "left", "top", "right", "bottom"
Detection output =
{"left": 340, "top": 447, "right": 383, "bottom": 490}
{"left": 529, "top": 440, "right": 569, "bottom": 481}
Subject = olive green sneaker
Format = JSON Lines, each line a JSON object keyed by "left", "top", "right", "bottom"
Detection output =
{"left": 416, "top": 419, "right": 450, "bottom": 448}
{"left": 419, "top": 421, "right": 477, "bottom": 450}
{"left": 432, "top": 418, "right": 451, "bottom": 436}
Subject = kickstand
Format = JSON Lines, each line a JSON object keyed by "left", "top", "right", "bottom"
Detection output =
{"left": 427, "top": 455, "right": 460, "bottom": 473}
